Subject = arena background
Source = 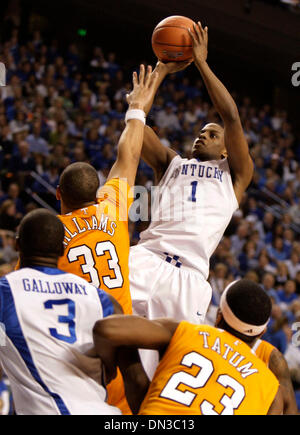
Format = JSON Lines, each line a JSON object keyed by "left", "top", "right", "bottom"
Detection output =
{"left": 5, "top": 0, "right": 300, "bottom": 118}
{"left": 0, "top": 0, "right": 300, "bottom": 414}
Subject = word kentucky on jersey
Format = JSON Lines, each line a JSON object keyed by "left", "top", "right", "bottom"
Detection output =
{"left": 22, "top": 278, "right": 88, "bottom": 296}
{"left": 132, "top": 160, "right": 228, "bottom": 223}
{"left": 175, "top": 162, "right": 224, "bottom": 182}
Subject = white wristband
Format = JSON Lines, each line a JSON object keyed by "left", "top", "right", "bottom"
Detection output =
{"left": 125, "top": 109, "right": 146, "bottom": 125}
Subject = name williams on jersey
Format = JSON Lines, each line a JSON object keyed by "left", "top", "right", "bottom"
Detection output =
{"left": 62, "top": 213, "right": 117, "bottom": 247}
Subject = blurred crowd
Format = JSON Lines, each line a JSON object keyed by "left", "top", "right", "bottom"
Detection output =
{"left": 0, "top": 13, "right": 300, "bottom": 412}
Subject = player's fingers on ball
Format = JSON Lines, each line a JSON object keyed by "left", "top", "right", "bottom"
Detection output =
{"left": 193, "top": 23, "right": 201, "bottom": 43}
{"left": 198, "top": 21, "right": 204, "bottom": 34}
{"left": 196, "top": 21, "right": 205, "bottom": 41}
{"left": 204, "top": 26, "right": 208, "bottom": 41}
{"left": 139, "top": 64, "right": 145, "bottom": 85}
{"left": 198, "top": 21, "right": 205, "bottom": 40}
{"left": 188, "top": 28, "right": 196, "bottom": 44}
{"left": 145, "top": 65, "right": 153, "bottom": 87}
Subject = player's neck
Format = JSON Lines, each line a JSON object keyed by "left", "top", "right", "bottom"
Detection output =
{"left": 61, "top": 201, "right": 96, "bottom": 215}
{"left": 20, "top": 256, "right": 59, "bottom": 270}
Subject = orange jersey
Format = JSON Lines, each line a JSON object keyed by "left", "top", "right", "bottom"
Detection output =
{"left": 58, "top": 178, "right": 133, "bottom": 415}
{"left": 253, "top": 339, "right": 276, "bottom": 367}
{"left": 139, "top": 322, "right": 279, "bottom": 415}
{"left": 57, "top": 178, "right": 133, "bottom": 315}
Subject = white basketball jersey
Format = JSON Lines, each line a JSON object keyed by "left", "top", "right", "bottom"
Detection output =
{"left": 0, "top": 266, "right": 121, "bottom": 415}
{"left": 139, "top": 156, "right": 239, "bottom": 279}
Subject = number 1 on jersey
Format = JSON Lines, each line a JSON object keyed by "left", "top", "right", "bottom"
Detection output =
{"left": 188, "top": 181, "right": 198, "bottom": 202}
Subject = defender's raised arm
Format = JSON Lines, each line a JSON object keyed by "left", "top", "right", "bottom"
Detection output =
{"left": 107, "top": 64, "right": 159, "bottom": 187}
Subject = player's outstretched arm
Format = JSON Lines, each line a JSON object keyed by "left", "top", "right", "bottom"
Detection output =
{"left": 93, "top": 315, "right": 178, "bottom": 350}
{"left": 269, "top": 348, "right": 298, "bottom": 415}
{"left": 189, "top": 22, "right": 254, "bottom": 204}
{"left": 107, "top": 65, "right": 159, "bottom": 188}
{"left": 142, "top": 125, "right": 177, "bottom": 183}
{"left": 93, "top": 315, "right": 178, "bottom": 413}
{"left": 267, "top": 386, "right": 284, "bottom": 415}
{"left": 92, "top": 294, "right": 123, "bottom": 386}
{"left": 115, "top": 347, "right": 149, "bottom": 414}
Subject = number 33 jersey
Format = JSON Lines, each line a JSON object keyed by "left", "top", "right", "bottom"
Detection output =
{"left": 58, "top": 178, "right": 133, "bottom": 315}
{"left": 0, "top": 266, "right": 120, "bottom": 415}
{"left": 139, "top": 322, "right": 279, "bottom": 415}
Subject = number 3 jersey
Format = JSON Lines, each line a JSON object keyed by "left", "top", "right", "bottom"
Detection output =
{"left": 58, "top": 178, "right": 133, "bottom": 315}
{"left": 139, "top": 322, "right": 279, "bottom": 415}
{"left": 138, "top": 156, "right": 239, "bottom": 279}
{"left": 0, "top": 266, "right": 120, "bottom": 415}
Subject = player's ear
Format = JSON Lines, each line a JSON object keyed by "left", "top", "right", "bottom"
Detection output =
{"left": 56, "top": 185, "right": 61, "bottom": 201}
{"left": 215, "top": 309, "right": 223, "bottom": 327}
{"left": 15, "top": 235, "right": 20, "bottom": 252}
{"left": 221, "top": 148, "right": 228, "bottom": 158}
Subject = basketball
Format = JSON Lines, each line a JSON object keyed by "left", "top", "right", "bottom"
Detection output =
{"left": 152, "top": 15, "right": 196, "bottom": 62}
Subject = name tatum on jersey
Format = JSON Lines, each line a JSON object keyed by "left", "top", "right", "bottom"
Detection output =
{"left": 199, "top": 331, "right": 259, "bottom": 379}
{"left": 62, "top": 212, "right": 117, "bottom": 247}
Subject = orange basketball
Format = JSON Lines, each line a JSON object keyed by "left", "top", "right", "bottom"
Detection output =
{"left": 152, "top": 15, "right": 196, "bottom": 62}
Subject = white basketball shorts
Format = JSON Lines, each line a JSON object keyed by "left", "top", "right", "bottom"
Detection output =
{"left": 129, "top": 245, "right": 213, "bottom": 324}
{"left": 129, "top": 245, "right": 213, "bottom": 379}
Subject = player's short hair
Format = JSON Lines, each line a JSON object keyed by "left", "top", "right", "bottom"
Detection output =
{"left": 59, "top": 162, "right": 100, "bottom": 209}
{"left": 18, "top": 209, "right": 65, "bottom": 259}
{"left": 219, "top": 279, "right": 272, "bottom": 344}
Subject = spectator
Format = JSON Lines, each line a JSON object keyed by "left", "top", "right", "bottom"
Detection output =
{"left": 26, "top": 120, "right": 49, "bottom": 156}
{"left": 230, "top": 222, "right": 249, "bottom": 256}
{"left": 276, "top": 262, "right": 290, "bottom": 288}
{"left": 0, "top": 182, "right": 24, "bottom": 217}
{"left": 267, "top": 236, "right": 289, "bottom": 262}
{"left": 262, "top": 272, "right": 280, "bottom": 303}
{"left": 238, "top": 240, "right": 258, "bottom": 274}
{"left": 277, "top": 280, "right": 299, "bottom": 313}
{"left": 0, "top": 230, "right": 18, "bottom": 264}
{"left": 283, "top": 324, "right": 300, "bottom": 391}
{"left": 0, "top": 200, "right": 19, "bottom": 232}
{"left": 209, "top": 263, "right": 232, "bottom": 306}
{"left": 154, "top": 102, "right": 181, "bottom": 132}
{"left": 8, "top": 140, "right": 36, "bottom": 187}
{"left": 263, "top": 303, "right": 288, "bottom": 354}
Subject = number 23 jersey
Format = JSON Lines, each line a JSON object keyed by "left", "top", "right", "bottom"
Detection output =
{"left": 139, "top": 322, "right": 279, "bottom": 415}
{"left": 58, "top": 178, "right": 133, "bottom": 315}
